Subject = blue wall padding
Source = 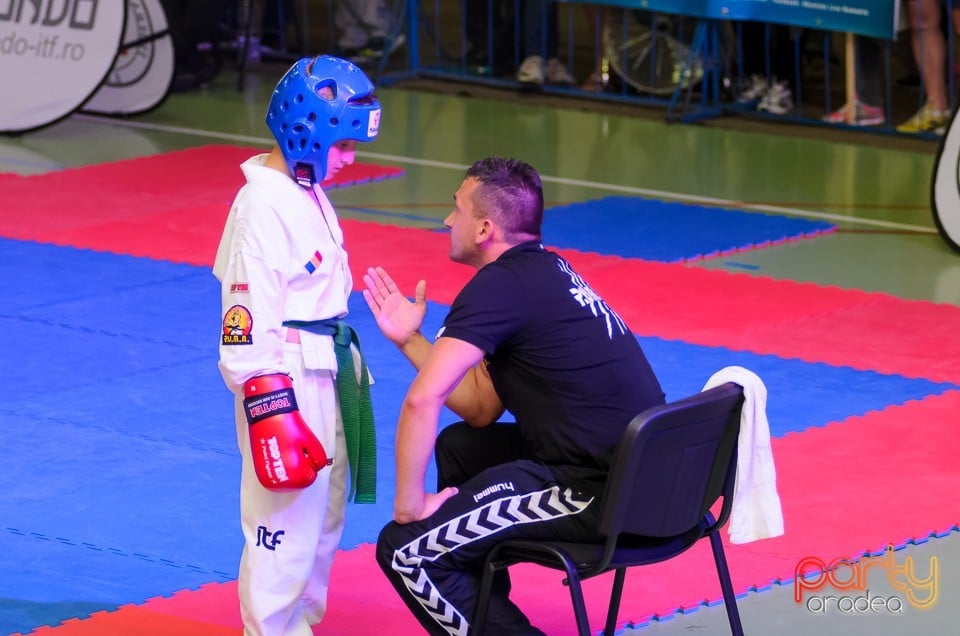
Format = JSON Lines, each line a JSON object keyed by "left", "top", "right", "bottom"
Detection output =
{"left": 0, "top": 239, "right": 953, "bottom": 632}
{"left": 543, "top": 197, "right": 835, "bottom": 261}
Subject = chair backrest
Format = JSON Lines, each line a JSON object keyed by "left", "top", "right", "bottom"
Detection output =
{"left": 598, "top": 382, "right": 745, "bottom": 539}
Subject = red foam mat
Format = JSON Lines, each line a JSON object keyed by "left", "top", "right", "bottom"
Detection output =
{"left": 24, "top": 390, "right": 960, "bottom": 635}
{"left": 2, "top": 147, "right": 957, "bottom": 383}
{"left": 0, "top": 144, "right": 403, "bottom": 260}
{"left": 345, "top": 226, "right": 960, "bottom": 384}
{"left": 558, "top": 252, "right": 960, "bottom": 383}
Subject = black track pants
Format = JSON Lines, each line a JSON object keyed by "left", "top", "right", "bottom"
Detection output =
{"left": 376, "top": 423, "right": 602, "bottom": 635}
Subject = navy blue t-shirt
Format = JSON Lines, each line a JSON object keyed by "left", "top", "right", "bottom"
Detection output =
{"left": 439, "top": 241, "right": 665, "bottom": 490}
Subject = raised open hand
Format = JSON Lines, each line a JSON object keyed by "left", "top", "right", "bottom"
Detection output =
{"left": 361, "top": 266, "right": 427, "bottom": 346}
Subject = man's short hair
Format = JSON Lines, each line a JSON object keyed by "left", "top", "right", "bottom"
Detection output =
{"left": 465, "top": 157, "right": 543, "bottom": 240}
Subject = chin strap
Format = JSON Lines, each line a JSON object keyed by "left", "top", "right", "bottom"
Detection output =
{"left": 294, "top": 162, "right": 317, "bottom": 188}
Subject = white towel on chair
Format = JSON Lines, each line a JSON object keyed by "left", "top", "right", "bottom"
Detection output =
{"left": 703, "top": 366, "right": 784, "bottom": 544}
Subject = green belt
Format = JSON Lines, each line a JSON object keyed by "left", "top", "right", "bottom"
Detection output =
{"left": 283, "top": 318, "right": 376, "bottom": 504}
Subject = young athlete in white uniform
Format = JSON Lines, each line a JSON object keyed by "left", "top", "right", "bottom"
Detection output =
{"left": 213, "top": 55, "right": 381, "bottom": 636}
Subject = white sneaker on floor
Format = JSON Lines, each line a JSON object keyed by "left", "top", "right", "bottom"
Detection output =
{"left": 757, "top": 80, "right": 793, "bottom": 115}
{"left": 544, "top": 58, "right": 574, "bottom": 85}
{"left": 517, "top": 55, "right": 544, "bottom": 85}
{"left": 737, "top": 74, "right": 767, "bottom": 104}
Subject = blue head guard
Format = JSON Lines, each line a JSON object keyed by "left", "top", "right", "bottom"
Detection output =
{"left": 266, "top": 56, "right": 381, "bottom": 186}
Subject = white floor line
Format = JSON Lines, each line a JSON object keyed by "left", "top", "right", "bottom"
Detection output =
{"left": 72, "top": 114, "right": 937, "bottom": 234}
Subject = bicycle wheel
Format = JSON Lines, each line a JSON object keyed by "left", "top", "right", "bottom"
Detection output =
{"left": 603, "top": 11, "right": 703, "bottom": 96}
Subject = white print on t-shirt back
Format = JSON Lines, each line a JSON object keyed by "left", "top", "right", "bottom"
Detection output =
{"left": 558, "top": 259, "right": 628, "bottom": 339}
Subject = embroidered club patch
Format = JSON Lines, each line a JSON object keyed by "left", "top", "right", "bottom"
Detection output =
{"left": 222, "top": 304, "right": 253, "bottom": 345}
{"left": 304, "top": 250, "right": 323, "bottom": 274}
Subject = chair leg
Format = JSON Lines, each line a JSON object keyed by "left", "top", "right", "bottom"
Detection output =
{"left": 708, "top": 530, "right": 745, "bottom": 636}
{"left": 236, "top": 0, "right": 255, "bottom": 91}
{"left": 375, "top": 0, "right": 408, "bottom": 78}
{"left": 603, "top": 568, "right": 626, "bottom": 636}
{"left": 564, "top": 571, "right": 592, "bottom": 636}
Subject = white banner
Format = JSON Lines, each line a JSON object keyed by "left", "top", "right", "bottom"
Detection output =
{"left": 82, "top": 0, "right": 173, "bottom": 116}
{"left": 932, "top": 109, "right": 960, "bottom": 254}
{"left": 0, "top": 0, "right": 125, "bottom": 133}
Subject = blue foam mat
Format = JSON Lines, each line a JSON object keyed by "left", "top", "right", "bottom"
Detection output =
{"left": 543, "top": 196, "right": 835, "bottom": 261}
{"left": 1, "top": 239, "right": 955, "bottom": 633}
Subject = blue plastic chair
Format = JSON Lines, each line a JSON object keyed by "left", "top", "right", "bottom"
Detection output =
{"left": 473, "top": 382, "right": 747, "bottom": 636}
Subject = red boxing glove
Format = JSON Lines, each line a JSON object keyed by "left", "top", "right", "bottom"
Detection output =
{"left": 243, "top": 374, "right": 331, "bottom": 490}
